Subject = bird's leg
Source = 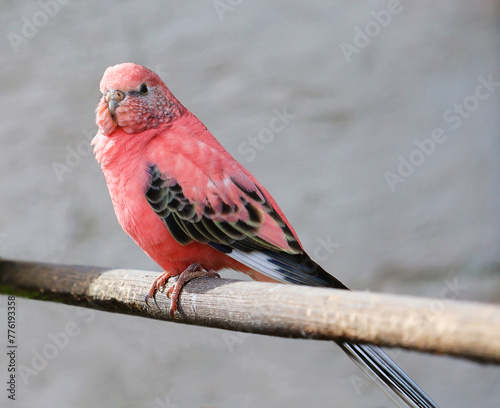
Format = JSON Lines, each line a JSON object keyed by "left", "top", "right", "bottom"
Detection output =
{"left": 166, "top": 263, "right": 220, "bottom": 318}
{"left": 145, "top": 263, "right": 220, "bottom": 318}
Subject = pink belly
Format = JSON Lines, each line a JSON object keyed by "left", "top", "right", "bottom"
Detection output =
{"left": 113, "top": 189, "right": 255, "bottom": 275}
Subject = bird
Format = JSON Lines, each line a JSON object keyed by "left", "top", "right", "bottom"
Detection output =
{"left": 93, "top": 62, "right": 439, "bottom": 408}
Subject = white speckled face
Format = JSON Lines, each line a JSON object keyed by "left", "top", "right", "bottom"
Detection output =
{"left": 96, "top": 63, "right": 183, "bottom": 136}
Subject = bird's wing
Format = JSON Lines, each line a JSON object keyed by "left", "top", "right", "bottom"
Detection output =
{"left": 145, "top": 161, "right": 343, "bottom": 287}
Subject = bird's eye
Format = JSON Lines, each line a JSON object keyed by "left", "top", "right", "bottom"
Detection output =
{"left": 140, "top": 83, "right": 148, "bottom": 94}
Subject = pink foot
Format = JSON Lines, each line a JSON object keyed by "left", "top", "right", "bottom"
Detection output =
{"left": 146, "top": 263, "right": 220, "bottom": 318}
{"left": 145, "top": 271, "right": 173, "bottom": 307}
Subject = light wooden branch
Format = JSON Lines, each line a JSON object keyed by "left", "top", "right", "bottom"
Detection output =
{"left": 0, "top": 258, "right": 499, "bottom": 364}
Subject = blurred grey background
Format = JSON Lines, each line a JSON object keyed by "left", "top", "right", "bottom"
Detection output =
{"left": 1, "top": 1, "right": 499, "bottom": 407}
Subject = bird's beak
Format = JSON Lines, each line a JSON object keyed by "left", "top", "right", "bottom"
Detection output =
{"left": 105, "top": 90, "right": 125, "bottom": 125}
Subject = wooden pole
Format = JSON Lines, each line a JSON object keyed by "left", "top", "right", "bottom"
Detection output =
{"left": 0, "top": 258, "right": 499, "bottom": 364}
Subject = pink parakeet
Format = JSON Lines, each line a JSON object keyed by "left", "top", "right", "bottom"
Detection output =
{"left": 93, "top": 63, "right": 439, "bottom": 408}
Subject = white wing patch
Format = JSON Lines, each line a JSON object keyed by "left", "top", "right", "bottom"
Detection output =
{"left": 227, "top": 249, "right": 298, "bottom": 284}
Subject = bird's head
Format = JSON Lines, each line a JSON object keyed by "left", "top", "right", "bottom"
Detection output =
{"left": 96, "top": 63, "right": 184, "bottom": 136}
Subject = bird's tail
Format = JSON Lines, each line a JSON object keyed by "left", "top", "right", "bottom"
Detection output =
{"left": 338, "top": 341, "right": 439, "bottom": 408}
{"left": 219, "top": 247, "right": 439, "bottom": 406}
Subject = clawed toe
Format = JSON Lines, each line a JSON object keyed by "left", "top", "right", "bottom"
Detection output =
{"left": 146, "top": 264, "right": 220, "bottom": 318}
{"left": 145, "top": 271, "right": 172, "bottom": 307}
{"left": 166, "top": 285, "right": 174, "bottom": 299}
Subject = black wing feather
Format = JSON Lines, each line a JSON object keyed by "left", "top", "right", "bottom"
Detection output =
{"left": 145, "top": 164, "right": 293, "bottom": 251}
{"left": 144, "top": 164, "right": 343, "bottom": 288}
